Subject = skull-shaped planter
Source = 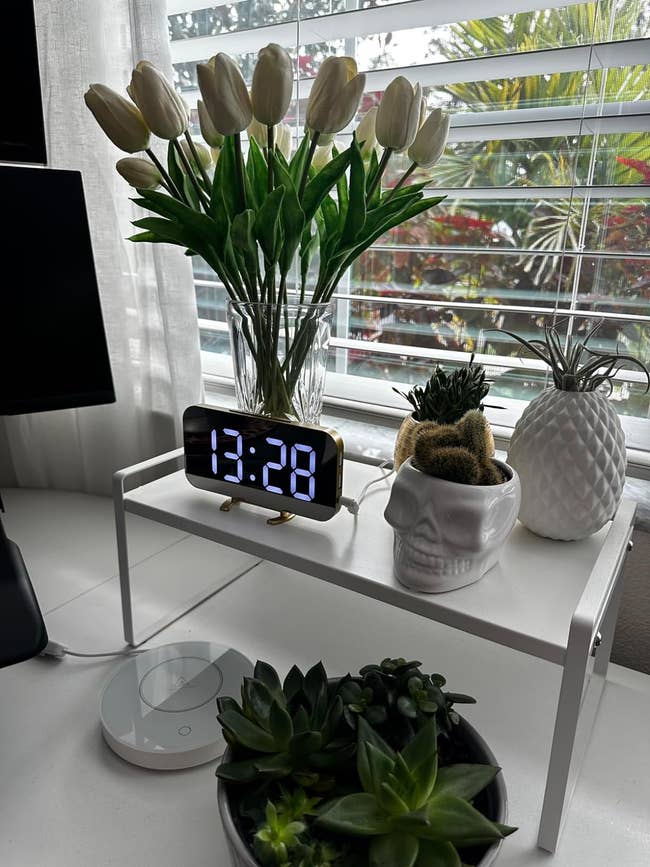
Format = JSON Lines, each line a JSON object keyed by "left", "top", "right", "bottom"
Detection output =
{"left": 384, "top": 457, "right": 521, "bottom": 593}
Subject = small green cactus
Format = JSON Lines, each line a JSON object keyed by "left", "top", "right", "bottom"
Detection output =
{"left": 413, "top": 410, "right": 504, "bottom": 485}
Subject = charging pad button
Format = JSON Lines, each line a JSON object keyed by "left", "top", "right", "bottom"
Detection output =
{"left": 139, "top": 656, "right": 223, "bottom": 712}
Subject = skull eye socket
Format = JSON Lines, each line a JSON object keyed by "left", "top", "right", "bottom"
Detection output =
{"left": 384, "top": 479, "right": 419, "bottom": 530}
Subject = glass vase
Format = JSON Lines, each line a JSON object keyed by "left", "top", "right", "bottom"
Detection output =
{"left": 227, "top": 301, "right": 333, "bottom": 423}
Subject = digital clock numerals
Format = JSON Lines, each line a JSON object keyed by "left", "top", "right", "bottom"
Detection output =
{"left": 210, "top": 428, "right": 317, "bottom": 502}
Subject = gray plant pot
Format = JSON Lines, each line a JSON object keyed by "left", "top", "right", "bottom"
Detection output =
{"left": 217, "top": 715, "right": 508, "bottom": 867}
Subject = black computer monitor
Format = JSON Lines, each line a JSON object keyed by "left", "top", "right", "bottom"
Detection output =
{"left": 1, "top": 2, "right": 47, "bottom": 164}
{"left": 0, "top": 166, "right": 116, "bottom": 668}
{"left": 0, "top": 166, "right": 115, "bottom": 415}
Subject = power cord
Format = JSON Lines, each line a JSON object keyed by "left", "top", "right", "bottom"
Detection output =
{"left": 40, "top": 640, "right": 146, "bottom": 660}
{"left": 340, "top": 460, "right": 394, "bottom": 516}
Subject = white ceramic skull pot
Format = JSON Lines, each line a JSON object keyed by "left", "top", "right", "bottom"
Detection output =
{"left": 384, "top": 458, "right": 521, "bottom": 593}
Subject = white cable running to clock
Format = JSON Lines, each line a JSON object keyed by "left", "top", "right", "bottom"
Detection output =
{"left": 341, "top": 461, "right": 394, "bottom": 516}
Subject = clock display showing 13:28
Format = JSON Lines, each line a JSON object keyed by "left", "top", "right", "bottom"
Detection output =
{"left": 183, "top": 406, "right": 341, "bottom": 509}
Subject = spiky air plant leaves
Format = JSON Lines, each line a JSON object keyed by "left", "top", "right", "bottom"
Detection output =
{"left": 496, "top": 322, "right": 650, "bottom": 394}
{"left": 217, "top": 660, "right": 354, "bottom": 789}
{"left": 316, "top": 718, "right": 515, "bottom": 867}
{"left": 394, "top": 354, "right": 491, "bottom": 424}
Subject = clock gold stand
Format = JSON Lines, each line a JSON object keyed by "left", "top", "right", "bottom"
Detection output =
{"left": 219, "top": 496, "right": 296, "bottom": 526}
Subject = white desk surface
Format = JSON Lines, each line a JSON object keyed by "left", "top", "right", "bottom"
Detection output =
{"left": 1, "top": 487, "right": 649, "bottom": 867}
{"left": 124, "top": 461, "right": 635, "bottom": 664}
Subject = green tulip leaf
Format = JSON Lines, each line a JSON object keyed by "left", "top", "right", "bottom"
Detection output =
{"left": 342, "top": 135, "right": 366, "bottom": 245}
{"left": 245, "top": 136, "right": 268, "bottom": 210}
{"left": 317, "top": 793, "right": 388, "bottom": 836}
{"left": 302, "top": 148, "right": 352, "bottom": 221}
{"left": 167, "top": 141, "right": 186, "bottom": 202}
{"left": 433, "top": 764, "right": 499, "bottom": 802}
{"left": 370, "top": 832, "right": 419, "bottom": 867}
{"left": 289, "top": 133, "right": 312, "bottom": 186}
{"left": 254, "top": 185, "right": 285, "bottom": 263}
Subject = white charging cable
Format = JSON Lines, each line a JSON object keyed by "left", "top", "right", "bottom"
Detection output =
{"left": 340, "top": 460, "right": 394, "bottom": 516}
{"left": 40, "top": 640, "right": 146, "bottom": 660}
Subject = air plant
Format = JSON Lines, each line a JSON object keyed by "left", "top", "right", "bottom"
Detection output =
{"left": 497, "top": 322, "right": 650, "bottom": 394}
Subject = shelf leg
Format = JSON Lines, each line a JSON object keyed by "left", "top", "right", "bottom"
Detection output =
{"left": 537, "top": 537, "right": 631, "bottom": 852}
{"left": 113, "top": 475, "right": 135, "bottom": 647}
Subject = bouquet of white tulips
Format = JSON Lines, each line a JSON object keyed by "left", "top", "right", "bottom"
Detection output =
{"left": 85, "top": 45, "right": 449, "bottom": 419}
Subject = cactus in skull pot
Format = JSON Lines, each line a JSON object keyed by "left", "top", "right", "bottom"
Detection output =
{"left": 413, "top": 409, "right": 504, "bottom": 485}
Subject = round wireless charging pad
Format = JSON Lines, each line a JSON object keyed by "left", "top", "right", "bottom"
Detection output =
{"left": 100, "top": 641, "right": 252, "bottom": 770}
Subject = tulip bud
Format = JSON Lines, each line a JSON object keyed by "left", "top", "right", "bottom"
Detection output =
{"left": 418, "top": 97, "right": 427, "bottom": 130}
{"left": 312, "top": 142, "right": 334, "bottom": 171}
{"left": 376, "top": 76, "right": 421, "bottom": 152}
{"left": 128, "top": 61, "right": 188, "bottom": 140}
{"left": 306, "top": 56, "right": 366, "bottom": 135}
{"left": 84, "top": 84, "right": 150, "bottom": 153}
{"left": 251, "top": 43, "right": 293, "bottom": 126}
{"left": 247, "top": 117, "right": 268, "bottom": 149}
{"left": 355, "top": 106, "right": 377, "bottom": 158}
{"left": 198, "top": 99, "right": 224, "bottom": 148}
{"left": 408, "top": 109, "right": 450, "bottom": 169}
{"left": 248, "top": 118, "right": 292, "bottom": 161}
{"left": 116, "top": 156, "right": 161, "bottom": 189}
{"left": 275, "top": 123, "right": 292, "bottom": 161}
{"left": 197, "top": 53, "right": 252, "bottom": 136}
{"left": 180, "top": 139, "right": 213, "bottom": 171}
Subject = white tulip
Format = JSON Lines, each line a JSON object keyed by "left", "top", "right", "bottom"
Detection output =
{"left": 115, "top": 157, "right": 161, "bottom": 189}
{"left": 251, "top": 43, "right": 293, "bottom": 126}
{"left": 355, "top": 106, "right": 377, "bottom": 158}
{"left": 275, "top": 123, "right": 292, "bottom": 161}
{"left": 197, "top": 54, "right": 252, "bottom": 136}
{"left": 306, "top": 57, "right": 366, "bottom": 135}
{"left": 84, "top": 84, "right": 150, "bottom": 153}
{"left": 197, "top": 99, "right": 224, "bottom": 148}
{"left": 128, "top": 61, "right": 188, "bottom": 140}
{"left": 408, "top": 109, "right": 450, "bottom": 168}
{"left": 249, "top": 118, "right": 292, "bottom": 161}
{"left": 180, "top": 139, "right": 213, "bottom": 171}
{"left": 312, "top": 142, "right": 334, "bottom": 171}
{"left": 376, "top": 76, "right": 422, "bottom": 152}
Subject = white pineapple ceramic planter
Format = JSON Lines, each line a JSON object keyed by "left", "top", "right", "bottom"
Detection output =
{"left": 507, "top": 389, "right": 626, "bottom": 541}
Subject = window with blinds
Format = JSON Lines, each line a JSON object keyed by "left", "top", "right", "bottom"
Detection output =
{"left": 166, "top": 0, "right": 650, "bottom": 448}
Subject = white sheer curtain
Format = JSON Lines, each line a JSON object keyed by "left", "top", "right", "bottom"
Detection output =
{"left": 0, "top": 0, "right": 202, "bottom": 495}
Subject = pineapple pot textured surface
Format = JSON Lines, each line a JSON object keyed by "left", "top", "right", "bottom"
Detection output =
{"left": 507, "top": 389, "right": 626, "bottom": 541}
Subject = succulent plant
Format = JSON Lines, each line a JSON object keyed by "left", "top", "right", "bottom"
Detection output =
{"left": 337, "top": 658, "right": 476, "bottom": 752}
{"left": 253, "top": 792, "right": 345, "bottom": 867}
{"left": 316, "top": 717, "right": 515, "bottom": 867}
{"left": 394, "top": 354, "right": 491, "bottom": 424}
{"left": 497, "top": 321, "right": 649, "bottom": 393}
{"left": 413, "top": 410, "right": 504, "bottom": 485}
{"left": 217, "top": 660, "right": 354, "bottom": 789}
